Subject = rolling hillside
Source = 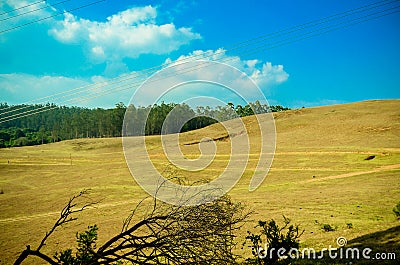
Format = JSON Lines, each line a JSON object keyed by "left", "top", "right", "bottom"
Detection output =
{"left": 0, "top": 100, "right": 399, "bottom": 264}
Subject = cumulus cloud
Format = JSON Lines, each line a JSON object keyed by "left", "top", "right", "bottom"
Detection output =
{"left": 49, "top": 5, "right": 201, "bottom": 65}
{"left": 1, "top": 2, "right": 201, "bottom": 76}
{"left": 0, "top": 73, "right": 136, "bottom": 108}
{"left": 1, "top": 0, "right": 53, "bottom": 19}
{"left": 0, "top": 73, "right": 88, "bottom": 104}
{"left": 0, "top": 48, "right": 289, "bottom": 108}
{"left": 127, "top": 49, "right": 290, "bottom": 106}
{"left": 0, "top": 0, "right": 54, "bottom": 35}
{"left": 0, "top": 73, "right": 87, "bottom": 93}
{"left": 167, "top": 48, "right": 289, "bottom": 88}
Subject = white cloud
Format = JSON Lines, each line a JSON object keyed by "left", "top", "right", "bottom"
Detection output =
{"left": 250, "top": 62, "right": 289, "bottom": 86}
{"left": 1, "top": 2, "right": 201, "bottom": 76}
{"left": 127, "top": 49, "right": 290, "bottom": 107}
{"left": 1, "top": 0, "right": 52, "bottom": 19}
{"left": 168, "top": 48, "right": 289, "bottom": 88}
{"left": 291, "top": 99, "right": 346, "bottom": 108}
{"left": 0, "top": 73, "right": 87, "bottom": 93}
{"left": 0, "top": 49, "right": 289, "bottom": 108}
{"left": 109, "top": 5, "right": 156, "bottom": 25}
{"left": 0, "top": 73, "right": 136, "bottom": 108}
{"left": 49, "top": 5, "right": 201, "bottom": 65}
{"left": 51, "top": 12, "right": 84, "bottom": 43}
{"left": 0, "top": 73, "right": 88, "bottom": 105}
{"left": 0, "top": 0, "right": 53, "bottom": 34}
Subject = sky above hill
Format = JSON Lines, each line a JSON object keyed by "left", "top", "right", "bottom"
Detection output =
{"left": 0, "top": 0, "right": 399, "bottom": 108}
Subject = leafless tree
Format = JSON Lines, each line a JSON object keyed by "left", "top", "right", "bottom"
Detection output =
{"left": 14, "top": 188, "right": 249, "bottom": 264}
{"left": 14, "top": 189, "right": 98, "bottom": 265}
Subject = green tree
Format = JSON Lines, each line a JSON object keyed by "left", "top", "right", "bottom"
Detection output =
{"left": 393, "top": 202, "right": 400, "bottom": 218}
{"left": 244, "top": 216, "right": 304, "bottom": 265}
{"left": 111, "top": 102, "right": 126, "bottom": 137}
{"left": 13, "top": 137, "right": 31, "bottom": 147}
{"left": 0, "top": 101, "right": 289, "bottom": 148}
{"left": 14, "top": 128, "right": 25, "bottom": 139}
{"left": 38, "top": 126, "right": 46, "bottom": 144}
{"left": 54, "top": 225, "right": 98, "bottom": 264}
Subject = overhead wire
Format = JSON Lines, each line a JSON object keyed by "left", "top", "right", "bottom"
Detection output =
{"left": 0, "top": 0, "right": 44, "bottom": 16}
{"left": 0, "top": 0, "right": 396, "bottom": 116}
{"left": 2, "top": 0, "right": 397, "bottom": 111}
{"left": 243, "top": 3, "right": 400, "bottom": 58}
{"left": 1, "top": 0, "right": 399, "bottom": 123}
{"left": 77, "top": 2, "right": 400, "bottom": 105}
{"left": 0, "top": 0, "right": 399, "bottom": 123}
{"left": 0, "top": 0, "right": 74, "bottom": 22}
{"left": 0, "top": 0, "right": 105, "bottom": 34}
{"left": 230, "top": 0, "right": 400, "bottom": 54}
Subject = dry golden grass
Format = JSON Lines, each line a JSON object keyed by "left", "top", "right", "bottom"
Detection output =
{"left": 0, "top": 99, "right": 399, "bottom": 264}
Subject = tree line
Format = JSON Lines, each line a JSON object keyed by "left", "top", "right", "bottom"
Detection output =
{"left": 0, "top": 101, "right": 289, "bottom": 148}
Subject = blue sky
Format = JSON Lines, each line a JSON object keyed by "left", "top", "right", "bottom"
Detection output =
{"left": 0, "top": 0, "right": 399, "bottom": 108}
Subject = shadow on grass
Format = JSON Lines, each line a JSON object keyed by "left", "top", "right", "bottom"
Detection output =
{"left": 278, "top": 225, "right": 400, "bottom": 265}
{"left": 347, "top": 225, "right": 399, "bottom": 252}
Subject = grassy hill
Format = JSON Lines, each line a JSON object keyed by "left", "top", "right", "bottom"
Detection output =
{"left": 0, "top": 100, "right": 399, "bottom": 264}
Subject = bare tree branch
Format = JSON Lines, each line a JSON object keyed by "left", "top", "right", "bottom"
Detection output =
{"left": 14, "top": 184, "right": 250, "bottom": 265}
{"left": 14, "top": 189, "right": 100, "bottom": 265}
{"left": 94, "top": 193, "right": 250, "bottom": 264}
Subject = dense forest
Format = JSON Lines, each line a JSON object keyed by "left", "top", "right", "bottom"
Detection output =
{"left": 0, "top": 101, "right": 289, "bottom": 148}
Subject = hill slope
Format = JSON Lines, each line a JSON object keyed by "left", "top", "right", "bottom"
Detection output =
{"left": 0, "top": 100, "right": 399, "bottom": 264}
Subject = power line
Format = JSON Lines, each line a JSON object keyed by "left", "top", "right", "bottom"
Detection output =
{"left": 243, "top": 4, "right": 400, "bottom": 58}
{"left": 1, "top": 0, "right": 397, "bottom": 116}
{"left": 0, "top": 0, "right": 44, "bottom": 16}
{"left": 0, "top": 0, "right": 105, "bottom": 34}
{"left": 226, "top": 0, "right": 399, "bottom": 52}
{"left": 0, "top": 0, "right": 74, "bottom": 22}
{"left": 1, "top": 1, "right": 398, "bottom": 123}
{"left": 76, "top": 3, "right": 400, "bottom": 105}
{"left": 0, "top": 50, "right": 225, "bottom": 118}
{"left": 0, "top": 0, "right": 399, "bottom": 123}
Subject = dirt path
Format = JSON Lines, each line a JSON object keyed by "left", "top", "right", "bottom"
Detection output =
{"left": 0, "top": 200, "right": 135, "bottom": 224}
{"left": 1, "top": 163, "right": 399, "bottom": 224}
{"left": 304, "top": 163, "right": 400, "bottom": 184}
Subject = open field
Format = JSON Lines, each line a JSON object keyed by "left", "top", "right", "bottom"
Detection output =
{"left": 0, "top": 100, "right": 400, "bottom": 264}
